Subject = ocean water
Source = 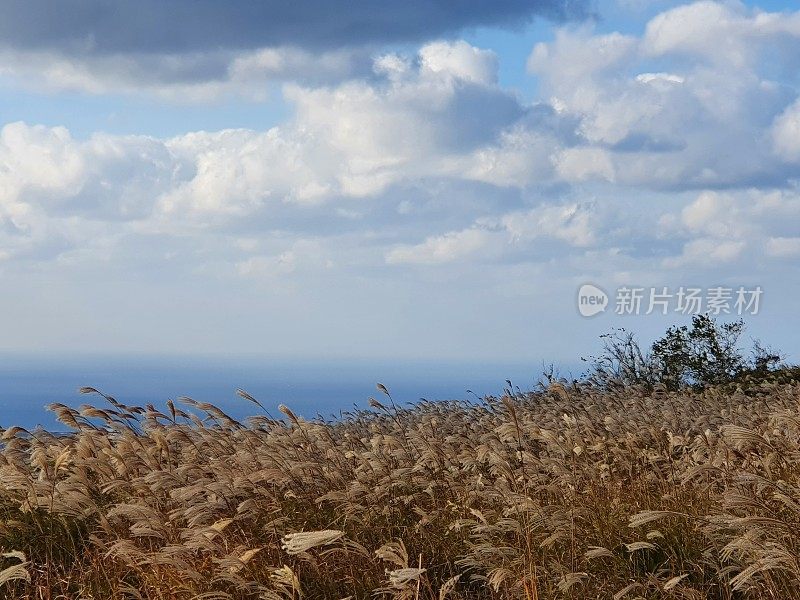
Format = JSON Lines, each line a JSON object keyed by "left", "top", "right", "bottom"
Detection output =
{"left": 0, "top": 355, "right": 558, "bottom": 430}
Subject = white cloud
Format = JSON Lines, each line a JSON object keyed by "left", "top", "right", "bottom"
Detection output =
{"left": 766, "top": 237, "right": 800, "bottom": 258}
{"left": 663, "top": 238, "right": 746, "bottom": 268}
{"left": 635, "top": 72, "right": 684, "bottom": 85}
{"left": 0, "top": 122, "right": 180, "bottom": 220}
{"left": 236, "top": 239, "right": 333, "bottom": 278}
{"left": 384, "top": 201, "right": 600, "bottom": 270}
{"left": 553, "top": 148, "right": 616, "bottom": 182}
{"left": 158, "top": 127, "right": 334, "bottom": 217}
{"left": 418, "top": 41, "right": 499, "bottom": 85}
{"left": 10, "top": 3, "right": 800, "bottom": 257}
{"left": 658, "top": 187, "right": 800, "bottom": 268}
{"left": 500, "top": 203, "right": 597, "bottom": 247}
{"left": 526, "top": 2, "right": 800, "bottom": 189}
{"left": 528, "top": 29, "right": 637, "bottom": 83}
{"left": 0, "top": 41, "right": 527, "bottom": 234}
{"left": 772, "top": 99, "right": 800, "bottom": 163}
{"left": 0, "top": 42, "right": 526, "bottom": 271}
{"left": 464, "top": 122, "right": 563, "bottom": 187}
{"left": 385, "top": 228, "right": 492, "bottom": 265}
{"left": 0, "top": 122, "right": 181, "bottom": 261}
{"left": 530, "top": 30, "right": 665, "bottom": 146}
{"left": 642, "top": 1, "right": 753, "bottom": 67}
{"left": 0, "top": 122, "right": 85, "bottom": 205}
{"left": 679, "top": 191, "right": 742, "bottom": 237}
{"left": 138, "top": 40, "right": 524, "bottom": 211}
{"left": 643, "top": 1, "right": 800, "bottom": 67}
{"left": 1, "top": 16, "right": 800, "bottom": 305}
{"left": 0, "top": 46, "right": 368, "bottom": 101}
{"left": 2, "top": 5, "right": 800, "bottom": 360}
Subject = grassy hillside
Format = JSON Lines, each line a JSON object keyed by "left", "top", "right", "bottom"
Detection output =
{"left": 1, "top": 379, "right": 800, "bottom": 598}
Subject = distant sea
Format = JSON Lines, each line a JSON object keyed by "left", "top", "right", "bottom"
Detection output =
{"left": 0, "top": 355, "right": 567, "bottom": 430}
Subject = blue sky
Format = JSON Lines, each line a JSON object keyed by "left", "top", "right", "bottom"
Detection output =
{"left": 0, "top": 0, "right": 799, "bottom": 365}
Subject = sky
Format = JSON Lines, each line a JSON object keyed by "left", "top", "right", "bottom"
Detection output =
{"left": 1, "top": 0, "right": 799, "bottom": 366}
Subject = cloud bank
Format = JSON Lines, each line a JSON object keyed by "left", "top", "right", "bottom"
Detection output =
{"left": 2, "top": 2, "right": 800, "bottom": 358}
{"left": 0, "top": 1, "right": 591, "bottom": 55}
{"left": 0, "top": 0, "right": 593, "bottom": 95}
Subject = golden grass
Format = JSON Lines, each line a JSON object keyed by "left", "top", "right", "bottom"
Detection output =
{"left": 0, "top": 380, "right": 799, "bottom": 598}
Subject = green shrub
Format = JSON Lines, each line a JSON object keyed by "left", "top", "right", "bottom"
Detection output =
{"left": 584, "top": 314, "right": 789, "bottom": 391}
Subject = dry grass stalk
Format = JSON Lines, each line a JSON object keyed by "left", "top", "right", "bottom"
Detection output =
{"left": 0, "top": 382, "right": 796, "bottom": 597}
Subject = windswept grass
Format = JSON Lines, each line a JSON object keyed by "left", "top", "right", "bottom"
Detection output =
{"left": 0, "top": 380, "right": 800, "bottom": 598}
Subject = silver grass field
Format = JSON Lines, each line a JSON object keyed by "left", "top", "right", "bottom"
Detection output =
{"left": 1, "top": 380, "right": 800, "bottom": 599}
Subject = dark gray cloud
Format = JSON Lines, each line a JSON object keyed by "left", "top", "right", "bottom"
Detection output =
{"left": 0, "top": 0, "right": 593, "bottom": 56}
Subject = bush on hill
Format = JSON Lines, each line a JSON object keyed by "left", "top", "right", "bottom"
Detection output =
{"left": 583, "top": 314, "right": 788, "bottom": 391}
